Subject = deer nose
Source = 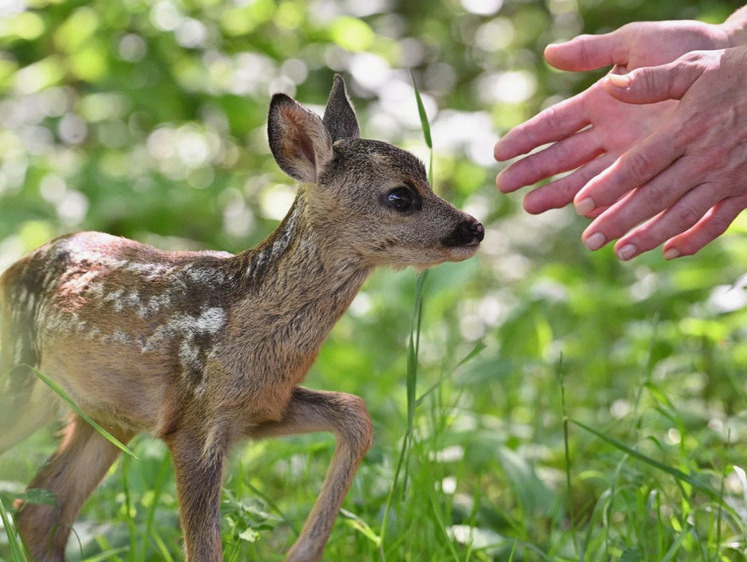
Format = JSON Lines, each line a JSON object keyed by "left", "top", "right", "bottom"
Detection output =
{"left": 442, "top": 219, "right": 484, "bottom": 247}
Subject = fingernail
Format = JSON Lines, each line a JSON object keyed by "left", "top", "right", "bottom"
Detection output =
{"left": 664, "top": 248, "right": 681, "bottom": 260}
{"left": 575, "top": 197, "right": 596, "bottom": 216}
{"left": 607, "top": 73, "right": 631, "bottom": 88}
{"left": 584, "top": 232, "right": 606, "bottom": 251}
{"left": 617, "top": 244, "right": 637, "bottom": 261}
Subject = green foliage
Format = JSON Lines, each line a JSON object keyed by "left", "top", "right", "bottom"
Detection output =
{"left": 3, "top": 0, "right": 747, "bottom": 560}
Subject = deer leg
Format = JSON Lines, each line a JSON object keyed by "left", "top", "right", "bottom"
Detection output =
{"left": 166, "top": 424, "right": 229, "bottom": 562}
{"left": 252, "top": 386, "right": 374, "bottom": 562}
{"left": 15, "top": 414, "right": 133, "bottom": 562}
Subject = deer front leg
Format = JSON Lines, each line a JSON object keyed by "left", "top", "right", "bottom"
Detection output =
{"left": 252, "top": 386, "right": 374, "bottom": 562}
{"left": 167, "top": 424, "right": 229, "bottom": 562}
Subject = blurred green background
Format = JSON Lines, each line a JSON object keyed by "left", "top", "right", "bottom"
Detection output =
{"left": 3, "top": 0, "right": 747, "bottom": 560}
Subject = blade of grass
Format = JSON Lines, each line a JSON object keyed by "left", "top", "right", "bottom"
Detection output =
{"left": 406, "top": 269, "right": 428, "bottom": 448}
{"left": 409, "top": 70, "right": 433, "bottom": 181}
{"left": 121, "top": 454, "right": 138, "bottom": 562}
{"left": 571, "top": 419, "right": 719, "bottom": 501}
{"left": 556, "top": 354, "right": 579, "bottom": 559}
{"left": 714, "top": 432, "right": 729, "bottom": 562}
{"left": 0, "top": 495, "right": 27, "bottom": 561}
{"left": 22, "top": 365, "right": 138, "bottom": 460}
{"left": 379, "top": 429, "right": 410, "bottom": 560}
{"left": 340, "top": 507, "right": 381, "bottom": 547}
{"left": 141, "top": 451, "right": 173, "bottom": 561}
{"left": 82, "top": 547, "right": 130, "bottom": 562}
{"left": 151, "top": 532, "right": 176, "bottom": 562}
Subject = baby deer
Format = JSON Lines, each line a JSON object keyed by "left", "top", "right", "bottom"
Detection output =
{"left": 0, "top": 75, "right": 483, "bottom": 561}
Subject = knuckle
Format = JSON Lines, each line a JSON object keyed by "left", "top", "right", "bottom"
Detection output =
{"left": 638, "top": 182, "right": 666, "bottom": 208}
{"left": 539, "top": 106, "right": 562, "bottom": 136}
{"left": 704, "top": 209, "right": 734, "bottom": 237}
{"left": 624, "top": 149, "right": 656, "bottom": 182}
{"left": 672, "top": 204, "right": 703, "bottom": 230}
{"left": 670, "top": 123, "right": 700, "bottom": 150}
{"left": 526, "top": 154, "right": 553, "bottom": 181}
{"left": 637, "top": 68, "right": 659, "bottom": 93}
{"left": 696, "top": 147, "right": 728, "bottom": 176}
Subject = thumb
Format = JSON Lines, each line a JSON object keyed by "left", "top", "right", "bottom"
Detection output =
{"left": 603, "top": 62, "right": 702, "bottom": 104}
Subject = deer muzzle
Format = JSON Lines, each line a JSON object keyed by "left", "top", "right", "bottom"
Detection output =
{"left": 441, "top": 218, "right": 485, "bottom": 248}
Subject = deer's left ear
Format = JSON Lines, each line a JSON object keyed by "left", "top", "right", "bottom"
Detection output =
{"left": 268, "top": 94, "right": 333, "bottom": 183}
{"left": 323, "top": 74, "right": 360, "bottom": 142}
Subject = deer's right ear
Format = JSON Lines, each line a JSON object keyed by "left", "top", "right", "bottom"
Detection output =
{"left": 268, "top": 94, "right": 333, "bottom": 183}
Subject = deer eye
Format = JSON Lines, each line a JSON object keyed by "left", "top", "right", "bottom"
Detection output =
{"left": 386, "top": 187, "right": 415, "bottom": 212}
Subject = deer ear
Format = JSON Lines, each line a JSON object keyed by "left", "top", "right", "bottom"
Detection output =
{"left": 268, "top": 94, "right": 333, "bottom": 183}
{"left": 323, "top": 74, "right": 360, "bottom": 141}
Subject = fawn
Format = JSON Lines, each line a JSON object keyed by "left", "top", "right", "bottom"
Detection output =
{"left": 0, "top": 75, "right": 483, "bottom": 561}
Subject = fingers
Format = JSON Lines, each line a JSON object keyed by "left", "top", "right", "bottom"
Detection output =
{"left": 573, "top": 129, "right": 682, "bottom": 216}
{"left": 663, "top": 194, "right": 747, "bottom": 258}
{"left": 522, "top": 154, "right": 615, "bottom": 214}
{"left": 497, "top": 127, "right": 603, "bottom": 194}
{"left": 494, "top": 92, "right": 591, "bottom": 161}
{"left": 584, "top": 153, "right": 700, "bottom": 247}
{"left": 544, "top": 28, "right": 630, "bottom": 71}
{"left": 608, "top": 181, "right": 715, "bottom": 260}
{"left": 604, "top": 58, "right": 704, "bottom": 104}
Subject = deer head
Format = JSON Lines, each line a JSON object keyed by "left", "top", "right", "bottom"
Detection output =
{"left": 268, "top": 75, "right": 484, "bottom": 270}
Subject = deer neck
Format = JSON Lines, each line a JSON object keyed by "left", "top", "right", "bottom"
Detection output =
{"left": 232, "top": 189, "right": 371, "bottom": 353}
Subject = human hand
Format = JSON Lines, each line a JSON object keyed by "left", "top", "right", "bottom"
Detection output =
{"left": 495, "top": 20, "right": 731, "bottom": 215}
{"left": 494, "top": 77, "right": 675, "bottom": 214}
{"left": 575, "top": 46, "right": 747, "bottom": 260}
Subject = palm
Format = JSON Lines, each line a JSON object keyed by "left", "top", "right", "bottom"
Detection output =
{"left": 582, "top": 78, "right": 677, "bottom": 159}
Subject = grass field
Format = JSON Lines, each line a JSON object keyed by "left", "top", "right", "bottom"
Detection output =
{"left": 3, "top": 209, "right": 747, "bottom": 561}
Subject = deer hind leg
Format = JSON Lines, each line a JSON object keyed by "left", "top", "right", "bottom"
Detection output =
{"left": 251, "top": 386, "right": 374, "bottom": 562}
{"left": 166, "top": 423, "right": 230, "bottom": 562}
{"left": 15, "top": 414, "right": 134, "bottom": 562}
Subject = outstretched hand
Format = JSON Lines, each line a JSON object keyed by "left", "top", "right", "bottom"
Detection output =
{"left": 495, "top": 19, "right": 745, "bottom": 259}
{"left": 578, "top": 46, "right": 747, "bottom": 260}
{"left": 494, "top": 76, "right": 675, "bottom": 215}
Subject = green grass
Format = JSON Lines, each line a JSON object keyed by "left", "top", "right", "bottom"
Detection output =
{"left": 3, "top": 249, "right": 747, "bottom": 560}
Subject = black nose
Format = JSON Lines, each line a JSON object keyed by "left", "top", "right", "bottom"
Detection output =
{"left": 442, "top": 219, "right": 484, "bottom": 248}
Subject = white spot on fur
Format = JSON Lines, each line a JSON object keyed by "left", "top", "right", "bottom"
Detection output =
{"left": 125, "top": 290, "right": 141, "bottom": 310}
{"left": 110, "top": 330, "right": 132, "bottom": 345}
{"left": 125, "top": 262, "right": 174, "bottom": 279}
{"left": 184, "top": 265, "right": 226, "bottom": 285}
{"left": 141, "top": 307, "right": 226, "bottom": 356}
{"left": 86, "top": 327, "right": 101, "bottom": 340}
{"left": 194, "top": 307, "right": 226, "bottom": 334}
